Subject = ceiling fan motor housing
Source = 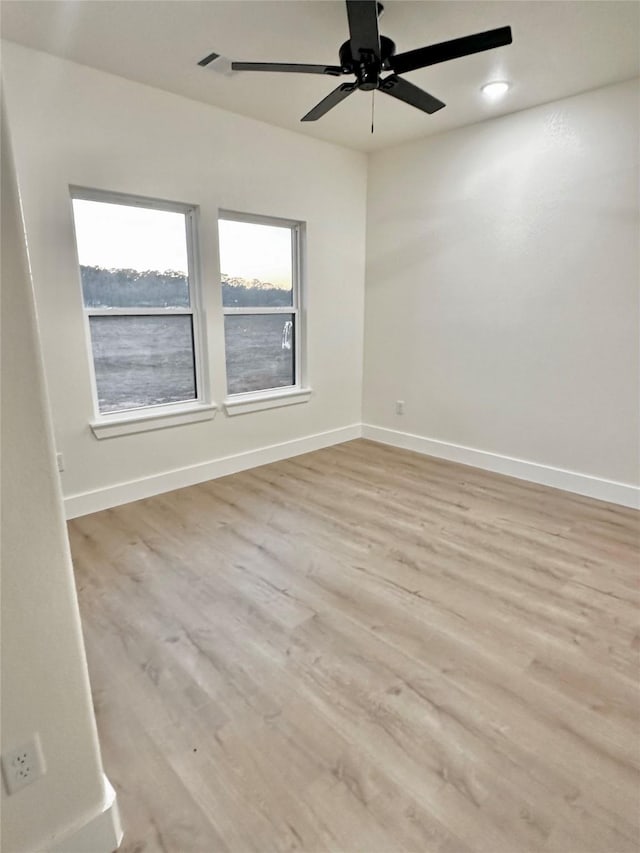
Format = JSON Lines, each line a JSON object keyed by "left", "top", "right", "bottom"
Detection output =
{"left": 214, "top": 0, "right": 512, "bottom": 123}
{"left": 339, "top": 36, "right": 396, "bottom": 90}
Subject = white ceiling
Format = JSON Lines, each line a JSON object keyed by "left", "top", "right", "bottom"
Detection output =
{"left": 1, "top": 0, "right": 638, "bottom": 152}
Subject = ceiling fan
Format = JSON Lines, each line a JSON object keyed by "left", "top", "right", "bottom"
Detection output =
{"left": 198, "top": 1, "right": 512, "bottom": 123}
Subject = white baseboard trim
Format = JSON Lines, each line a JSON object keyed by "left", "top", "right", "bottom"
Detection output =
{"left": 48, "top": 775, "right": 122, "bottom": 853}
{"left": 64, "top": 422, "right": 639, "bottom": 517}
{"left": 362, "top": 424, "right": 640, "bottom": 509}
{"left": 65, "top": 424, "right": 362, "bottom": 518}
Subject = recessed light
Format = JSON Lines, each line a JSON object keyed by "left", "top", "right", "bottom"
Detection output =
{"left": 481, "top": 81, "right": 510, "bottom": 100}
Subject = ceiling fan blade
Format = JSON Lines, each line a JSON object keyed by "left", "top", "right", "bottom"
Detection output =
{"left": 390, "top": 25, "right": 512, "bottom": 75}
{"left": 301, "top": 82, "right": 358, "bottom": 122}
{"left": 380, "top": 75, "right": 445, "bottom": 114}
{"left": 346, "top": 0, "right": 381, "bottom": 61}
{"left": 231, "top": 62, "right": 344, "bottom": 76}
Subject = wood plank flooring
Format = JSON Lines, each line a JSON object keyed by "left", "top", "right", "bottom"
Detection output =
{"left": 68, "top": 439, "right": 640, "bottom": 853}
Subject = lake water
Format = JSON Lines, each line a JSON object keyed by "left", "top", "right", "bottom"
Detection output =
{"left": 90, "top": 313, "right": 294, "bottom": 413}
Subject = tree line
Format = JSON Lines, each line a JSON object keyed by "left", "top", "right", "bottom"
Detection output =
{"left": 80, "top": 265, "right": 291, "bottom": 309}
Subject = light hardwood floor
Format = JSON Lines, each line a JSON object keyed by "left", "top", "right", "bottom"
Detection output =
{"left": 68, "top": 439, "right": 640, "bottom": 853}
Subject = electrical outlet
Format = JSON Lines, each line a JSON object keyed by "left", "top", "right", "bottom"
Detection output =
{"left": 56, "top": 452, "right": 64, "bottom": 472}
{"left": 2, "top": 734, "right": 46, "bottom": 795}
{"left": 396, "top": 400, "right": 405, "bottom": 415}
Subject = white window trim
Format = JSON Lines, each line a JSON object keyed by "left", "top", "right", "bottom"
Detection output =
{"left": 71, "top": 187, "right": 212, "bottom": 436}
{"left": 90, "top": 402, "right": 217, "bottom": 439}
{"left": 219, "top": 210, "right": 310, "bottom": 404}
{"left": 224, "top": 387, "right": 312, "bottom": 417}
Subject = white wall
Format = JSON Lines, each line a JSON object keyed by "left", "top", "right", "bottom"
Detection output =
{"left": 363, "top": 80, "right": 639, "bottom": 492}
{"left": 3, "top": 41, "right": 638, "bottom": 509}
{"left": 1, "top": 41, "right": 366, "bottom": 513}
{"left": 1, "top": 101, "right": 120, "bottom": 852}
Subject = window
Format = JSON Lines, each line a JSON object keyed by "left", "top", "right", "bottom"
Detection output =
{"left": 218, "top": 213, "right": 303, "bottom": 398}
{"left": 71, "top": 191, "right": 206, "bottom": 421}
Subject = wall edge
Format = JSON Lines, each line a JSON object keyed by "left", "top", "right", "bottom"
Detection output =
{"left": 64, "top": 424, "right": 363, "bottom": 518}
{"left": 362, "top": 424, "right": 640, "bottom": 509}
{"left": 47, "top": 775, "right": 122, "bottom": 853}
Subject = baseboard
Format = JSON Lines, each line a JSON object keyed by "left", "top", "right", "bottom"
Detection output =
{"left": 48, "top": 775, "right": 122, "bottom": 853}
{"left": 362, "top": 424, "right": 640, "bottom": 509}
{"left": 64, "top": 422, "right": 638, "bottom": 517}
{"left": 64, "top": 424, "right": 362, "bottom": 518}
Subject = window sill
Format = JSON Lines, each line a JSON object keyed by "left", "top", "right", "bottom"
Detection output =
{"left": 224, "top": 387, "right": 312, "bottom": 417}
{"left": 90, "top": 403, "right": 217, "bottom": 439}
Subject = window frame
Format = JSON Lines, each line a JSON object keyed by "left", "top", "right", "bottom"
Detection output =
{"left": 70, "top": 187, "right": 214, "bottom": 435}
{"left": 218, "top": 209, "right": 305, "bottom": 403}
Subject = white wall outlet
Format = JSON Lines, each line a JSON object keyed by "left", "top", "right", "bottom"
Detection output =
{"left": 2, "top": 734, "right": 46, "bottom": 794}
{"left": 396, "top": 400, "right": 405, "bottom": 415}
{"left": 56, "top": 452, "right": 64, "bottom": 472}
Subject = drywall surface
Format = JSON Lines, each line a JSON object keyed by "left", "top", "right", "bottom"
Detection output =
{"left": 1, "top": 41, "right": 366, "bottom": 506}
{"left": 1, "top": 101, "right": 112, "bottom": 852}
{"left": 363, "top": 79, "right": 639, "bottom": 487}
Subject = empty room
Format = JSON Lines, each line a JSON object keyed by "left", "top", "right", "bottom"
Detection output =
{"left": 1, "top": 1, "right": 638, "bottom": 851}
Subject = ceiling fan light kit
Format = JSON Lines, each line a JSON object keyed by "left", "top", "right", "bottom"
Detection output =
{"left": 199, "top": 1, "right": 512, "bottom": 124}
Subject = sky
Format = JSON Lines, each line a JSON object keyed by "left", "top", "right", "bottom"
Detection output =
{"left": 72, "top": 199, "right": 293, "bottom": 290}
{"left": 72, "top": 199, "right": 189, "bottom": 273}
{"left": 218, "top": 219, "right": 292, "bottom": 290}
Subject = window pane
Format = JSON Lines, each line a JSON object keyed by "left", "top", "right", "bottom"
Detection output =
{"left": 89, "top": 316, "right": 196, "bottom": 413}
{"left": 225, "top": 314, "right": 295, "bottom": 395}
{"left": 219, "top": 219, "right": 293, "bottom": 308}
{"left": 73, "top": 199, "right": 190, "bottom": 308}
